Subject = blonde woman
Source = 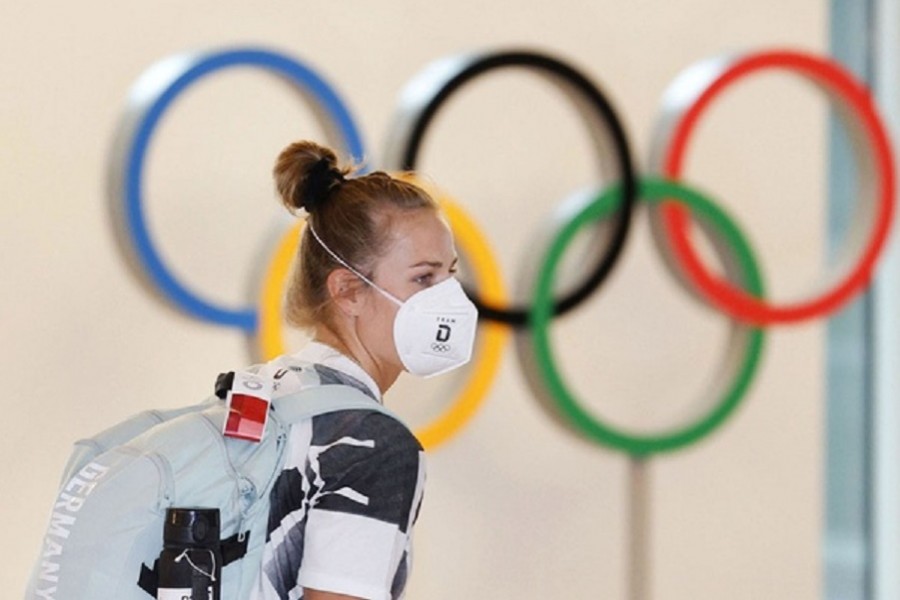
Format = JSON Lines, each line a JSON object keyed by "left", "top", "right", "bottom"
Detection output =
{"left": 250, "top": 141, "right": 478, "bottom": 600}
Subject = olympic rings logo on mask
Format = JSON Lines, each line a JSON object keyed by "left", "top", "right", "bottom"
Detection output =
{"left": 109, "top": 46, "right": 895, "bottom": 456}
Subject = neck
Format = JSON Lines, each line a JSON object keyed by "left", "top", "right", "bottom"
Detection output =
{"left": 313, "top": 326, "right": 401, "bottom": 395}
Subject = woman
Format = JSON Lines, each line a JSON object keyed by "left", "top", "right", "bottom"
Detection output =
{"left": 251, "top": 141, "right": 478, "bottom": 600}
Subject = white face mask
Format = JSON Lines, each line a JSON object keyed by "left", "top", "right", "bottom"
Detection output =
{"left": 309, "top": 225, "right": 479, "bottom": 377}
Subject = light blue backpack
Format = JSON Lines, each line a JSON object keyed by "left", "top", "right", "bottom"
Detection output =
{"left": 25, "top": 368, "right": 395, "bottom": 600}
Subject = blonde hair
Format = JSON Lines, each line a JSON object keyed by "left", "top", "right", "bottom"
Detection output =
{"left": 273, "top": 140, "right": 438, "bottom": 329}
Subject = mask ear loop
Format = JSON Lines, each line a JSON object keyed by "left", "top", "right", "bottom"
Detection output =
{"left": 306, "top": 222, "right": 403, "bottom": 307}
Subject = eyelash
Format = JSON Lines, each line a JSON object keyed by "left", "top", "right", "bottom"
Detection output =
{"left": 413, "top": 267, "right": 458, "bottom": 286}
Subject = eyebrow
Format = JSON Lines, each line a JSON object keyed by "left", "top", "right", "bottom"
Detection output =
{"left": 409, "top": 256, "right": 459, "bottom": 269}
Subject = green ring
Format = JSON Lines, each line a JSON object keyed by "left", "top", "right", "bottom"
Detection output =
{"left": 528, "top": 177, "right": 766, "bottom": 456}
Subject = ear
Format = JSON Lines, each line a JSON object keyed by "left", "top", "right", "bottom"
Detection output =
{"left": 325, "top": 268, "right": 368, "bottom": 317}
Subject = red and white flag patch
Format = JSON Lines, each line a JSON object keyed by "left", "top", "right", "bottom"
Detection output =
{"left": 223, "top": 371, "right": 273, "bottom": 443}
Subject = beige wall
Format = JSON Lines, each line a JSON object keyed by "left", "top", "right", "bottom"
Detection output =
{"left": 1, "top": 1, "right": 830, "bottom": 598}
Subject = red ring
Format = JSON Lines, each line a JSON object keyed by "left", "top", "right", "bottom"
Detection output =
{"left": 662, "top": 50, "right": 895, "bottom": 324}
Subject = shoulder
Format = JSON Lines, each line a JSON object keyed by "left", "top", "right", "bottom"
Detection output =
{"left": 310, "top": 409, "right": 422, "bottom": 455}
{"left": 303, "top": 408, "right": 424, "bottom": 530}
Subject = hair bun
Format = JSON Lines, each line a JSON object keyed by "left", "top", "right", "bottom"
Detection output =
{"left": 273, "top": 141, "right": 347, "bottom": 214}
{"left": 303, "top": 158, "right": 345, "bottom": 212}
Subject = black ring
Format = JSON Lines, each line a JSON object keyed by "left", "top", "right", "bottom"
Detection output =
{"left": 385, "top": 49, "right": 637, "bottom": 327}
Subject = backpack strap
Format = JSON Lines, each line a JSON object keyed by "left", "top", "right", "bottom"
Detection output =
{"left": 271, "top": 384, "right": 400, "bottom": 425}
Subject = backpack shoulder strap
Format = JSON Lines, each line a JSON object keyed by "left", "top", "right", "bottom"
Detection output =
{"left": 271, "top": 384, "right": 400, "bottom": 425}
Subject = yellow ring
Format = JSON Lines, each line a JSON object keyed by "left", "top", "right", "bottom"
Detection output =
{"left": 258, "top": 219, "right": 303, "bottom": 362}
{"left": 256, "top": 175, "right": 509, "bottom": 450}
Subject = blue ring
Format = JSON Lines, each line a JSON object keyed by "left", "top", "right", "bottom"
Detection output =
{"left": 122, "top": 47, "right": 366, "bottom": 330}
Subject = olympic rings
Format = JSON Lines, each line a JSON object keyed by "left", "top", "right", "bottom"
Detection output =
{"left": 109, "top": 45, "right": 896, "bottom": 455}
{"left": 525, "top": 178, "right": 766, "bottom": 455}
{"left": 648, "top": 49, "right": 896, "bottom": 324}
{"left": 384, "top": 50, "right": 638, "bottom": 327}
{"left": 108, "top": 47, "right": 366, "bottom": 331}
{"left": 256, "top": 175, "right": 510, "bottom": 450}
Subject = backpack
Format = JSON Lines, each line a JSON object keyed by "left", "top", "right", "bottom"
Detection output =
{"left": 25, "top": 366, "right": 397, "bottom": 600}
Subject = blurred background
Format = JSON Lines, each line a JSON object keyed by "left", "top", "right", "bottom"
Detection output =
{"left": 2, "top": 1, "right": 898, "bottom": 598}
